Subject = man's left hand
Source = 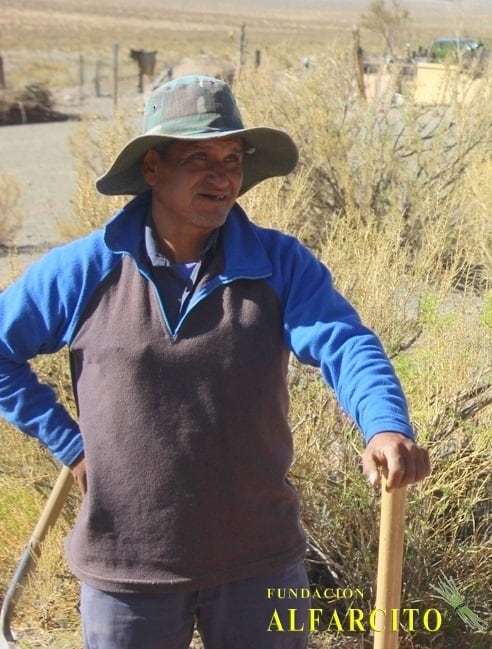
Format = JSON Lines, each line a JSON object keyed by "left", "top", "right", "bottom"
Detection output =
{"left": 362, "top": 432, "right": 431, "bottom": 490}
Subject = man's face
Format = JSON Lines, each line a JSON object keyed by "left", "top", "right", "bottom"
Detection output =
{"left": 142, "top": 136, "right": 244, "bottom": 239}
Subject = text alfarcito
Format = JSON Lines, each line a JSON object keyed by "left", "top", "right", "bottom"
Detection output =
{"left": 266, "top": 608, "right": 443, "bottom": 633}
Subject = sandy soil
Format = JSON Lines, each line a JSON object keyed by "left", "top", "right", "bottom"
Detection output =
{"left": 0, "top": 121, "right": 74, "bottom": 284}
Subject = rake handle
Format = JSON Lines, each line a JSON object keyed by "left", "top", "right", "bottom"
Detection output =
{"left": 373, "top": 477, "right": 407, "bottom": 649}
{"left": 0, "top": 465, "right": 73, "bottom": 644}
{"left": 29, "top": 465, "right": 74, "bottom": 548}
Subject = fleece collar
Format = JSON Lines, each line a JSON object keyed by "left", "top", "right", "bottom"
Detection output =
{"left": 103, "top": 191, "right": 273, "bottom": 280}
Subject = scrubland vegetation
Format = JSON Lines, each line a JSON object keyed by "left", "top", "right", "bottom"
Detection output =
{"left": 0, "top": 2, "right": 491, "bottom": 648}
{"left": 241, "top": 59, "right": 492, "bottom": 649}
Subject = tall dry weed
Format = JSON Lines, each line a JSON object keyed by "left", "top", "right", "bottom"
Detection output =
{"left": 239, "top": 61, "right": 491, "bottom": 647}
{"left": 288, "top": 212, "right": 491, "bottom": 648}
{"left": 0, "top": 173, "right": 23, "bottom": 247}
{"left": 56, "top": 112, "right": 136, "bottom": 241}
{"left": 236, "top": 55, "right": 492, "bottom": 282}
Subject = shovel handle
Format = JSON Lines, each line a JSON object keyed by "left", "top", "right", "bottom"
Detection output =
{"left": 0, "top": 465, "right": 74, "bottom": 644}
{"left": 29, "top": 465, "right": 74, "bottom": 549}
{"left": 373, "top": 477, "right": 407, "bottom": 649}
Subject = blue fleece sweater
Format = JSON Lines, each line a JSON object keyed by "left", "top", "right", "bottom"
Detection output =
{"left": 0, "top": 192, "right": 413, "bottom": 466}
{"left": 0, "top": 193, "right": 413, "bottom": 592}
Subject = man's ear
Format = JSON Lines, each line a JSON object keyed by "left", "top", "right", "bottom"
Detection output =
{"left": 141, "top": 149, "right": 160, "bottom": 186}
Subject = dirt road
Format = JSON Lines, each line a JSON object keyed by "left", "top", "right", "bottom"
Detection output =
{"left": 0, "top": 120, "right": 76, "bottom": 249}
{"left": 0, "top": 91, "right": 142, "bottom": 284}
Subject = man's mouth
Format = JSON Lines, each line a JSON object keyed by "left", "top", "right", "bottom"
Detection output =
{"left": 201, "top": 193, "right": 227, "bottom": 201}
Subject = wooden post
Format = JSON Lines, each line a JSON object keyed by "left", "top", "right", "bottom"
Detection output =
{"left": 254, "top": 49, "right": 261, "bottom": 70}
{"left": 112, "top": 43, "right": 119, "bottom": 109}
{"left": 0, "top": 30, "right": 5, "bottom": 89}
{"left": 0, "top": 56, "right": 5, "bottom": 89}
{"left": 95, "top": 59, "right": 102, "bottom": 97}
{"left": 237, "top": 22, "right": 246, "bottom": 82}
{"left": 79, "top": 54, "right": 84, "bottom": 103}
{"left": 352, "top": 25, "right": 366, "bottom": 101}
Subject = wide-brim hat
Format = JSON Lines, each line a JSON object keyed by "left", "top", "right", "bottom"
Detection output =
{"left": 96, "top": 75, "right": 299, "bottom": 196}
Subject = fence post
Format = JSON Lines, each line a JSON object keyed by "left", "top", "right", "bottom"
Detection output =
{"left": 79, "top": 54, "right": 84, "bottom": 103}
{"left": 0, "top": 56, "right": 5, "bottom": 89}
{"left": 0, "top": 30, "right": 5, "bottom": 88}
{"left": 95, "top": 60, "right": 101, "bottom": 97}
{"left": 236, "top": 23, "right": 246, "bottom": 83}
{"left": 113, "top": 43, "right": 119, "bottom": 109}
{"left": 254, "top": 49, "right": 261, "bottom": 71}
{"left": 352, "top": 26, "right": 366, "bottom": 101}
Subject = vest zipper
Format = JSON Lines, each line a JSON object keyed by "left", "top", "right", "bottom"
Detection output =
{"left": 134, "top": 257, "right": 271, "bottom": 341}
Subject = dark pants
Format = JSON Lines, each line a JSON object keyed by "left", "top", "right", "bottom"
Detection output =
{"left": 80, "top": 560, "right": 311, "bottom": 649}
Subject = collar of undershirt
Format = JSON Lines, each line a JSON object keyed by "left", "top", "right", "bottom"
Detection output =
{"left": 144, "top": 208, "right": 220, "bottom": 268}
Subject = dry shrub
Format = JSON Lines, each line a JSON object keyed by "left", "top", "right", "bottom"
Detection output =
{"left": 0, "top": 84, "right": 73, "bottom": 126}
{"left": 56, "top": 111, "right": 136, "bottom": 241}
{"left": 455, "top": 156, "right": 492, "bottom": 275}
{"left": 236, "top": 55, "right": 492, "bottom": 281}
{"left": 288, "top": 214, "right": 491, "bottom": 648}
{"left": 0, "top": 173, "right": 23, "bottom": 247}
{"left": 236, "top": 62, "right": 491, "bottom": 646}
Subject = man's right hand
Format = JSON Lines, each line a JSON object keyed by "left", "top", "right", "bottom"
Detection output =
{"left": 70, "top": 454, "right": 87, "bottom": 495}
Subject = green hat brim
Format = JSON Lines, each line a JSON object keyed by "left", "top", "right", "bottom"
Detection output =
{"left": 95, "top": 126, "right": 298, "bottom": 196}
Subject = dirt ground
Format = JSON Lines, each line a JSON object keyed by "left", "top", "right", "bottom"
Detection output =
{"left": 0, "top": 87, "right": 144, "bottom": 285}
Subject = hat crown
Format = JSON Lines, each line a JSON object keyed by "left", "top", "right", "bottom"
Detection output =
{"left": 143, "top": 75, "right": 245, "bottom": 137}
{"left": 96, "top": 74, "right": 299, "bottom": 197}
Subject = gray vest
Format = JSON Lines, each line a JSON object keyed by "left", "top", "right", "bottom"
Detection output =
{"left": 66, "top": 252, "right": 306, "bottom": 593}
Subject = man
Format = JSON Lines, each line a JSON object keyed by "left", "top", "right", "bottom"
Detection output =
{"left": 0, "top": 75, "right": 430, "bottom": 649}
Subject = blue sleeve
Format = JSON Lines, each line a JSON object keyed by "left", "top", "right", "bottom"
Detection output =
{"left": 268, "top": 235, "right": 414, "bottom": 443}
{"left": 0, "top": 232, "right": 115, "bottom": 465}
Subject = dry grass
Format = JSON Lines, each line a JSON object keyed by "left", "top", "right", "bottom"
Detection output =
{"left": 238, "top": 58, "right": 491, "bottom": 649}
{"left": 55, "top": 116, "right": 134, "bottom": 241}
{"left": 0, "top": 174, "right": 23, "bottom": 247}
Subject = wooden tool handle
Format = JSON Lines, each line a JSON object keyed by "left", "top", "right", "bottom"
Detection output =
{"left": 373, "top": 477, "right": 407, "bottom": 649}
{"left": 30, "top": 465, "right": 74, "bottom": 550}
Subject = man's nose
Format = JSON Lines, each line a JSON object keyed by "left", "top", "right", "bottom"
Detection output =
{"left": 205, "top": 161, "right": 230, "bottom": 182}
